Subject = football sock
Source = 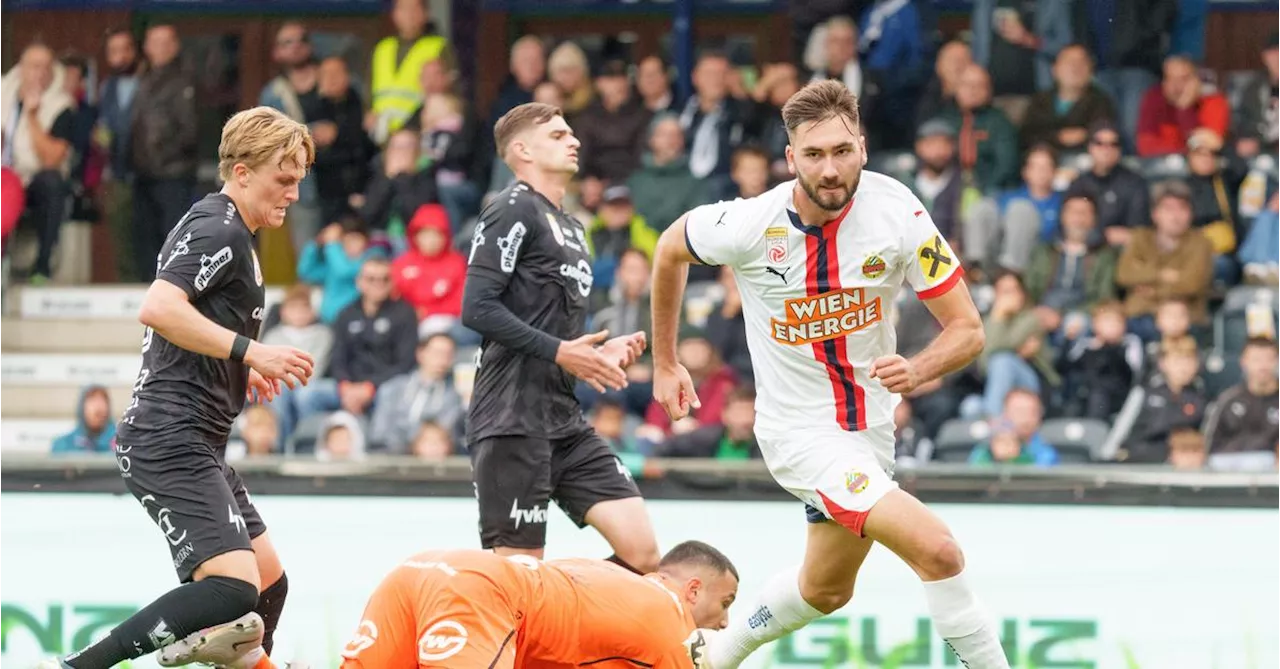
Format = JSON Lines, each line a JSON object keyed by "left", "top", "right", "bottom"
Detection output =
{"left": 255, "top": 572, "right": 289, "bottom": 655}
{"left": 63, "top": 576, "right": 259, "bottom": 669}
{"left": 922, "top": 569, "right": 1010, "bottom": 669}
{"left": 707, "top": 566, "right": 825, "bottom": 669}
{"left": 605, "top": 554, "right": 644, "bottom": 575}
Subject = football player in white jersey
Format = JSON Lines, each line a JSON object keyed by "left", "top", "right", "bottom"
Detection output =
{"left": 650, "top": 80, "right": 1009, "bottom": 669}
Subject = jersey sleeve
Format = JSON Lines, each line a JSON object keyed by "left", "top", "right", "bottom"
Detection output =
{"left": 901, "top": 198, "right": 965, "bottom": 299}
{"left": 683, "top": 198, "right": 754, "bottom": 268}
{"left": 156, "top": 218, "right": 242, "bottom": 300}
{"left": 466, "top": 195, "right": 538, "bottom": 285}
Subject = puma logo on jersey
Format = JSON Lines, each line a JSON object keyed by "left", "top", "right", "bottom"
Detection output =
{"left": 764, "top": 266, "right": 790, "bottom": 283}
{"left": 770, "top": 288, "right": 883, "bottom": 345}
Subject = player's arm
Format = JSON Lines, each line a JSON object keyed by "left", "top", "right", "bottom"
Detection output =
{"left": 911, "top": 283, "right": 985, "bottom": 385}
{"left": 650, "top": 213, "right": 698, "bottom": 373}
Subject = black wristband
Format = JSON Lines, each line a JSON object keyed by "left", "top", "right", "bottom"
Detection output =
{"left": 230, "top": 334, "right": 251, "bottom": 363}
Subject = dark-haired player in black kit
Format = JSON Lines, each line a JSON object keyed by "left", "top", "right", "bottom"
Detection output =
{"left": 47, "top": 108, "right": 316, "bottom": 669}
{"left": 461, "top": 102, "right": 660, "bottom": 574}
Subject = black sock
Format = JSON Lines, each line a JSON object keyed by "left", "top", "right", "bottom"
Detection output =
{"left": 64, "top": 576, "right": 259, "bottom": 669}
{"left": 605, "top": 554, "right": 644, "bottom": 575}
{"left": 255, "top": 572, "right": 289, "bottom": 655}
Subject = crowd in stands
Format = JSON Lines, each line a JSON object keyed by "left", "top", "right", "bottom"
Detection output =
{"left": 6, "top": 0, "right": 1277, "bottom": 470}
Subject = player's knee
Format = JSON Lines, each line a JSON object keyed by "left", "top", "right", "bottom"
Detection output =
{"left": 615, "top": 536, "right": 661, "bottom": 574}
{"left": 917, "top": 533, "right": 965, "bottom": 581}
{"left": 203, "top": 575, "right": 262, "bottom": 616}
{"left": 799, "top": 579, "right": 854, "bottom": 614}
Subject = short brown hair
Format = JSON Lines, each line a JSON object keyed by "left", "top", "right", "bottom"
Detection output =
{"left": 781, "top": 80, "right": 860, "bottom": 137}
{"left": 1151, "top": 179, "right": 1194, "bottom": 208}
{"left": 493, "top": 102, "right": 562, "bottom": 165}
{"left": 1091, "top": 300, "right": 1125, "bottom": 320}
{"left": 218, "top": 106, "right": 315, "bottom": 182}
{"left": 1159, "top": 335, "right": 1199, "bottom": 359}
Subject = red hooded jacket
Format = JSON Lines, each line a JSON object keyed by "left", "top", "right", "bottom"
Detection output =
{"left": 393, "top": 204, "right": 468, "bottom": 319}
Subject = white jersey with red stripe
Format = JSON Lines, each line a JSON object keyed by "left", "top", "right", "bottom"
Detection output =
{"left": 683, "top": 172, "right": 964, "bottom": 437}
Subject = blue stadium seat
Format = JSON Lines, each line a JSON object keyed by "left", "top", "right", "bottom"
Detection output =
{"left": 931, "top": 418, "right": 991, "bottom": 463}
{"left": 1037, "top": 418, "right": 1109, "bottom": 463}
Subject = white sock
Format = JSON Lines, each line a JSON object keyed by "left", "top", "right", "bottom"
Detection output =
{"left": 708, "top": 566, "right": 825, "bottom": 669}
{"left": 921, "top": 570, "right": 1009, "bottom": 669}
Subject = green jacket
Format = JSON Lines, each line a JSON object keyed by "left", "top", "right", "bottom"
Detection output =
{"left": 983, "top": 309, "right": 1061, "bottom": 386}
{"left": 587, "top": 214, "right": 660, "bottom": 260}
{"left": 627, "top": 154, "right": 711, "bottom": 231}
{"left": 940, "top": 105, "right": 1019, "bottom": 193}
{"left": 1023, "top": 242, "right": 1119, "bottom": 311}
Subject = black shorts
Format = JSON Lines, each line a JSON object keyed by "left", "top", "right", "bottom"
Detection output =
{"left": 115, "top": 441, "right": 266, "bottom": 582}
{"left": 469, "top": 429, "right": 641, "bottom": 550}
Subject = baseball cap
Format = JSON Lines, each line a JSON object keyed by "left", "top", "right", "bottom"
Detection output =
{"left": 602, "top": 185, "right": 632, "bottom": 204}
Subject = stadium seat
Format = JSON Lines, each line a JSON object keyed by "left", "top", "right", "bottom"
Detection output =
{"left": 1136, "top": 155, "right": 1189, "bottom": 181}
{"left": 1201, "top": 352, "right": 1243, "bottom": 396}
{"left": 1038, "top": 418, "right": 1109, "bottom": 463}
{"left": 286, "top": 412, "right": 330, "bottom": 455}
{"left": 931, "top": 418, "right": 991, "bottom": 463}
{"left": 1214, "top": 286, "right": 1278, "bottom": 356}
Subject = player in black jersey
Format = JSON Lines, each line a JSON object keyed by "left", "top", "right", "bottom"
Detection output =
{"left": 461, "top": 102, "right": 660, "bottom": 574}
{"left": 50, "top": 108, "right": 316, "bottom": 669}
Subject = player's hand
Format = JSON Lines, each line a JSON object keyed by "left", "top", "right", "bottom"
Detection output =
{"left": 244, "top": 341, "right": 315, "bottom": 389}
{"left": 246, "top": 369, "right": 282, "bottom": 403}
{"left": 653, "top": 362, "right": 701, "bottom": 421}
{"left": 869, "top": 354, "right": 921, "bottom": 395}
{"left": 600, "top": 331, "right": 647, "bottom": 368}
{"left": 556, "top": 330, "right": 628, "bottom": 392}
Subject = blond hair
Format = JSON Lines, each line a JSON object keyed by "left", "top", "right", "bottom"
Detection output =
{"left": 781, "top": 80, "right": 861, "bottom": 136}
{"left": 493, "top": 102, "right": 562, "bottom": 166}
{"left": 218, "top": 106, "right": 316, "bottom": 183}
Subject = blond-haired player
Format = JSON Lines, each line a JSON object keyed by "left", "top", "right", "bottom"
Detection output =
{"left": 651, "top": 80, "right": 1010, "bottom": 668}
{"left": 44, "top": 107, "right": 316, "bottom": 669}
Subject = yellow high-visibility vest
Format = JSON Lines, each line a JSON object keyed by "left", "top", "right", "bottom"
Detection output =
{"left": 370, "top": 35, "right": 447, "bottom": 132}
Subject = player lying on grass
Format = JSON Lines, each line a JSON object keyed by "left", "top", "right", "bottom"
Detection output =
{"left": 340, "top": 541, "right": 739, "bottom": 668}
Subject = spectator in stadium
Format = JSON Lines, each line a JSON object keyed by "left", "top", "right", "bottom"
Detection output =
{"left": 489, "top": 36, "right": 546, "bottom": 131}
{"left": 1056, "top": 301, "right": 1137, "bottom": 419}
{"left": 57, "top": 51, "right": 97, "bottom": 216}
{"left": 716, "top": 145, "right": 771, "bottom": 202}
{"left": 296, "top": 257, "right": 418, "bottom": 423}
{"left": 653, "top": 385, "right": 759, "bottom": 459}
{"left": 358, "top": 127, "right": 438, "bottom": 235}
{"left": 588, "top": 186, "right": 658, "bottom": 290}
{"left": 410, "top": 422, "right": 456, "bottom": 460}
{"left": 392, "top": 204, "right": 466, "bottom": 321}
{"left": 1184, "top": 129, "right": 1245, "bottom": 285}
{"left": 316, "top": 410, "right": 368, "bottom": 462}
{"left": 1136, "top": 55, "right": 1231, "bottom": 157}
{"left": 591, "top": 248, "right": 653, "bottom": 350}
{"left": 857, "top": 0, "right": 932, "bottom": 149}
{"left": 1065, "top": 122, "right": 1150, "bottom": 246}
{"left": 574, "top": 59, "right": 652, "bottom": 187}
{"left": 997, "top": 144, "right": 1066, "bottom": 270}
{"left": 1167, "top": 428, "right": 1208, "bottom": 470}
{"left": 1239, "top": 192, "right": 1279, "bottom": 285}
{"left": 1020, "top": 44, "right": 1119, "bottom": 153}
{"left": 1024, "top": 193, "right": 1119, "bottom": 340}
{"left": 1232, "top": 31, "right": 1279, "bottom": 160}
{"left": 408, "top": 96, "right": 479, "bottom": 231}
{"left": 297, "top": 214, "right": 374, "bottom": 323}
{"left": 810, "top": 16, "right": 866, "bottom": 94}
{"left": 312, "top": 56, "right": 377, "bottom": 228}
{"left": 971, "top": 0, "right": 1072, "bottom": 106}
{"left": 627, "top": 114, "right": 708, "bottom": 234}
{"left": 636, "top": 55, "right": 673, "bottom": 114}
{"left": 941, "top": 63, "right": 1019, "bottom": 194}
{"left": 548, "top": 41, "right": 594, "bottom": 118}
{"left": 974, "top": 272, "right": 1060, "bottom": 419}
{"left": 1117, "top": 180, "right": 1214, "bottom": 342}
{"left": 1202, "top": 337, "right": 1280, "bottom": 462}
{"left": 260, "top": 285, "right": 333, "bottom": 442}
{"left": 642, "top": 334, "right": 738, "bottom": 436}
{"left": 590, "top": 398, "right": 639, "bottom": 454}
{"left": 1138, "top": 298, "right": 1198, "bottom": 379}
{"left": 705, "top": 267, "right": 752, "bottom": 383}
{"left": 907, "top": 118, "right": 963, "bottom": 246}
{"left": 369, "top": 332, "right": 463, "bottom": 454}
{"left": 969, "top": 389, "right": 1059, "bottom": 466}
{"left": 1113, "top": 336, "right": 1206, "bottom": 463}
{"left": 131, "top": 24, "right": 197, "bottom": 282}
{"left": 2, "top": 42, "right": 75, "bottom": 283}
{"left": 893, "top": 397, "right": 931, "bottom": 467}
{"left": 679, "top": 51, "right": 744, "bottom": 185}
{"left": 51, "top": 385, "right": 115, "bottom": 454}
{"left": 368, "top": 0, "right": 450, "bottom": 142}
{"left": 232, "top": 405, "right": 279, "bottom": 459}
{"left": 96, "top": 27, "right": 142, "bottom": 281}
{"left": 915, "top": 40, "right": 972, "bottom": 131}
{"left": 258, "top": 22, "right": 322, "bottom": 248}
{"left": 1072, "top": 0, "right": 1176, "bottom": 152}
{"left": 741, "top": 62, "right": 802, "bottom": 178}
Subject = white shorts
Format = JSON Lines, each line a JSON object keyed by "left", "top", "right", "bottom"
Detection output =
{"left": 755, "top": 422, "right": 899, "bottom": 537}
